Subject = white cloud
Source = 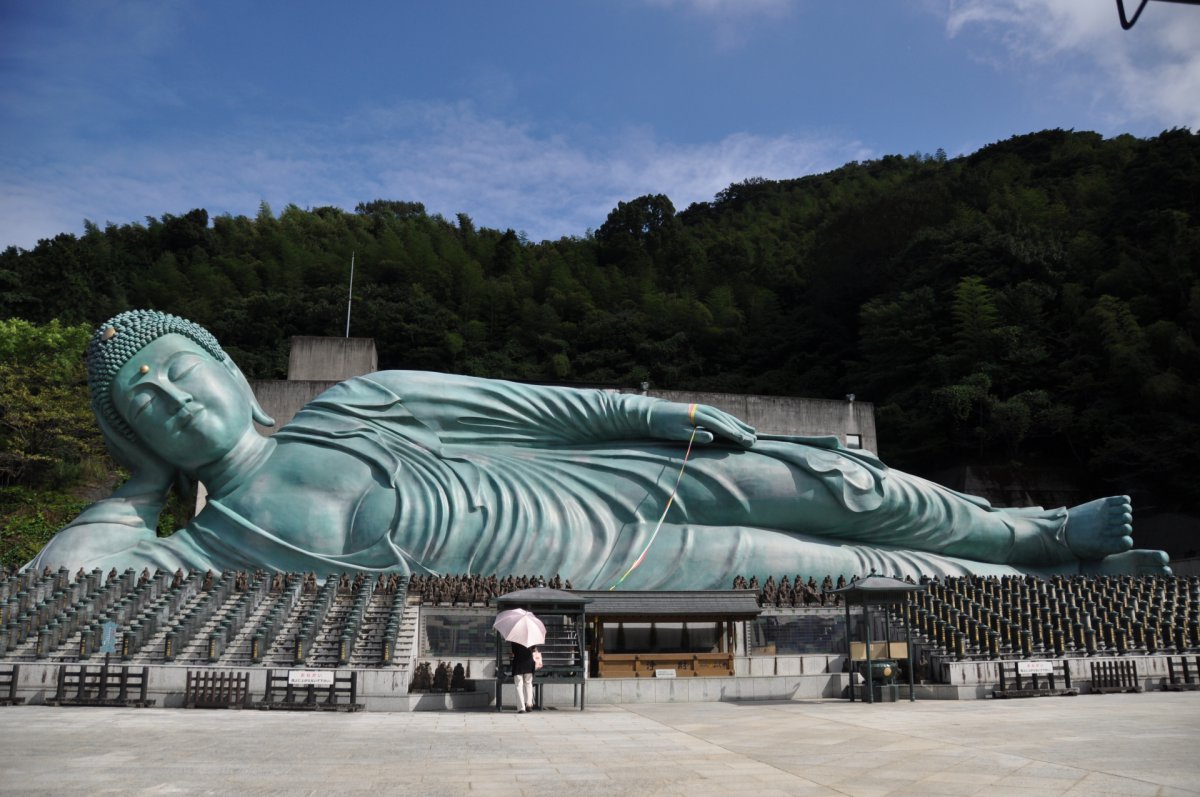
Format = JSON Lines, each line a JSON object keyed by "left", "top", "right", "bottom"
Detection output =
{"left": 944, "top": 0, "right": 1200, "bottom": 132}
{"left": 0, "top": 99, "right": 868, "bottom": 249}
{"left": 600, "top": 129, "right": 871, "bottom": 213}
{"left": 318, "top": 102, "right": 868, "bottom": 240}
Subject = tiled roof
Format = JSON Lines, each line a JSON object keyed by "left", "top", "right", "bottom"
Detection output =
{"left": 570, "top": 590, "right": 762, "bottom": 619}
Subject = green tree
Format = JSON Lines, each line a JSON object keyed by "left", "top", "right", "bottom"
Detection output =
{"left": 0, "top": 319, "right": 102, "bottom": 488}
{"left": 951, "top": 275, "right": 1000, "bottom": 365}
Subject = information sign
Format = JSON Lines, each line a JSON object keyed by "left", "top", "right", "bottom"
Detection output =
{"left": 1016, "top": 660, "right": 1054, "bottom": 675}
{"left": 288, "top": 670, "right": 335, "bottom": 687}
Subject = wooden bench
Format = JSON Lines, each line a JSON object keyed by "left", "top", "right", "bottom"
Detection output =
{"left": 185, "top": 669, "right": 251, "bottom": 709}
{"left": 597, "top": 652, "right": 733, "bottom": 678}
{"left": 46, "top": 664, "right": 155, "bottom": 707}
{"left": 255, "top": 669, "right": 363, "bottom": 712}
{"left": 1165, "top": 655, "right": 1200, "bottom": 691}
{"left": 0, "top": 664, "right": 24, "bottom": 706}
{"left": 993, "top": 660, "right": 1077, "bottom": 699}
{"left": 1090, "top": 660, "right": 1142, "bottom": 693}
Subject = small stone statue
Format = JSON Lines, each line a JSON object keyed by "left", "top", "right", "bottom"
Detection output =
{"left": 409, "top": 662, "right": 433, "bottom": 692}
{"left": 451, "top": 663, "right": 467, "bottom": 691}
{"left": 432, "top": 662, "right": 451, "bottom": 692}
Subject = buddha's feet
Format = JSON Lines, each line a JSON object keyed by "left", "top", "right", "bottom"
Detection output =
{"left": 1065, "top": 495, "right": 1133, "bottom": 560}
{"left": 1081, "top": 549, "right": 1172, "bottom": 576}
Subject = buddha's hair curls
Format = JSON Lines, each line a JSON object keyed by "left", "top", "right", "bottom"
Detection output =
{"left": 86, "top": 309, "right": 226, "bottom": 442}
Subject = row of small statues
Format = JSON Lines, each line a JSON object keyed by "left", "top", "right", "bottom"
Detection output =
{"left": 408, "top": 573, "right": 573, "bottom": 605}
{"left": 409, "top": 660, "right": 470, "bottom": 692}
{"left": 78, "top": 566, "right": 409, "bottom": 597}
{"left": 84, "top": 565, "right": 223, "bottom": 592}
{"left": 326, "top": 571, "right": 407, "bottom": 596}
{"left": 733, "top": 572, "right": 922, "bottom": 608}
{"left": 735, "top": 574, "right": 845, "bottom": 607}
{"left": 36, "top": 566, "right": 570, "bottom": 601}
{"left": 25, "top": 564, "right": 936, "bottom": 611}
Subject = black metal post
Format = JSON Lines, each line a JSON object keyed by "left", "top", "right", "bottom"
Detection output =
{"left": 865, "top": 601, "right": 874, "bottom": 704}
{"left": 844, "top": 599, "right": 854, "bottom": 702}
{"left": 905, "top": 595, "right": 915, "bottom": 701}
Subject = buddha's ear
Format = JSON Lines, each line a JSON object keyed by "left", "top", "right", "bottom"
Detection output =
{"left": 221, "top": 355, "right": 275, "bottom": 428}
{"left": 96, "top": 410, "right": 153, "bottom": 472}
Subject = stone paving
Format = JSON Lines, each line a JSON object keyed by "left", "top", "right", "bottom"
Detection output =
{"left": 1, "top": 691, "right": 1198, "bottom": 796}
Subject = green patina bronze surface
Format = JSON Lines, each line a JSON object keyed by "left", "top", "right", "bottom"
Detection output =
{"left": 26, "top": 310, "right": 1171, "bottom": 586}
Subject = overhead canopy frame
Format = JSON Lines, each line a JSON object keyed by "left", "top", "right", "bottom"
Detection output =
{"left": 493, "top": 588, "right": 591, "bottom": 710}
{"left": 835, "top": 575, "right": 926, "bottom": 703}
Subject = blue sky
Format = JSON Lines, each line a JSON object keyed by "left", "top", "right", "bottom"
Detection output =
{"left": 2, "top": 0, "right": 1198, "bottom": 250}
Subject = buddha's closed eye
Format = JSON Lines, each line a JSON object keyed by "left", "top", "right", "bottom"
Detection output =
{"left": 129, "top": 392, "right": 155, "bottom": 419}
{"left": 167, "top": 355, "right": 202, "bottom": 381}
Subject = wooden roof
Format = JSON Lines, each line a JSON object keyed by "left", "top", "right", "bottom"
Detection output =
{"left": 570, "top": 590, "right": 763, "bottom": 621}
{"left": 493, "top": 587, "right": 592, "bottom": 613}
{"left": 834, "top": 575, "right": 926, "bottom": 604}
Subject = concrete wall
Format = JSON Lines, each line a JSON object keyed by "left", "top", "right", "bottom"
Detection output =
{"left": 242, "top": 336, "right": 381, "bottom": 436}
{"left": 7, "top": 653, "right": 1190, "bottom": 710}
{"left": 537, "top": 670, "right": 850, "bottom": 705}
{"left": 5, "top": 660, "right": 844, "bottom": 710}
{"left": 287, "top": 336, "right": 377, "bottom": 381}
{"left": 940, "top": 655, "right": 1180, "bottom": 695}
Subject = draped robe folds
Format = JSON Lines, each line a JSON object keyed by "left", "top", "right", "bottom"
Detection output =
{"left": 27, "top": 371, "right": 1077, "bottom": 585}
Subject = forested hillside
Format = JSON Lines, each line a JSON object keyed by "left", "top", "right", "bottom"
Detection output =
{"left": 2, "top": 128, "right": 1198, "bottom": 566}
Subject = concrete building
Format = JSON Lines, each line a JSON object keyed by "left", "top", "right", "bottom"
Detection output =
{"left": 249, "top": 336, "right": 378, "bottom": 432}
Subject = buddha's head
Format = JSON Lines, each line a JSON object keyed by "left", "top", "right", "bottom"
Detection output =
{"left": 87, "top": 310, "right": 273, "bottom": 472}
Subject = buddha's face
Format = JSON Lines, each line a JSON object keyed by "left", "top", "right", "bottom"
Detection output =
{"left": 111, "top": 333, "right": 254, "bottom": 471}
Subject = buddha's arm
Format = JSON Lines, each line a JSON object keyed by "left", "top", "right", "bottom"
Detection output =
{"left": 27, "top": 504, "right": 150, "bottom": 570}
{"left": 24, "top": 473, "right": 197, "bottom": 572}
{"left": 359, "top": 370, "right": 756, "bottom": 448}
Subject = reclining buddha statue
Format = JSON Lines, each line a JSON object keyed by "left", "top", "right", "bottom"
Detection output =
{"left": 26, "top": 310, "right": 1171, "bottom": 587}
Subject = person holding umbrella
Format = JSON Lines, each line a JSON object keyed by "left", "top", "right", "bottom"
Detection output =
{"left": 493, "top": 608, "right": 545, "bottom": 713}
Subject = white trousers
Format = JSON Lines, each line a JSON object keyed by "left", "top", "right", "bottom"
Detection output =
{"left": 513, "top": 672, "right": 534, "bottom": 711}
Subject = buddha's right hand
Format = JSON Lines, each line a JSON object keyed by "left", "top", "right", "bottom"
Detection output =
{"left": 649, "top": 401, "right": 757, "bottom": 448}
{"left": 106, "top": 430, "right": 178, "bottom": 498}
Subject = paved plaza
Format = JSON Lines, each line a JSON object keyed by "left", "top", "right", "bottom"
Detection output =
{"left": 1, "top": 691, "right": 1198, "bottom": 796}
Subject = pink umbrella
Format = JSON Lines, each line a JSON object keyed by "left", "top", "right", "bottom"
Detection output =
{"left": 493, "top": 608, "right": 546, "bottom": 647}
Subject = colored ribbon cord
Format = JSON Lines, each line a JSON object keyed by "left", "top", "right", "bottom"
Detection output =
{"left": 609, "top": 426, "right": 699, "bottom": 590}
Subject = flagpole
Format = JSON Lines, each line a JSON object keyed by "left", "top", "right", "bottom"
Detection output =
{"left": 345, "top": 252, "right": 355, "bottom": 337}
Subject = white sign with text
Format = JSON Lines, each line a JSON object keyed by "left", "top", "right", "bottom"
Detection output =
{"left": 288, "top": 670, "right": 335, "bottom": 686}
{"left": 1016, "top": 660, "right": 1055, "bottom": 675}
